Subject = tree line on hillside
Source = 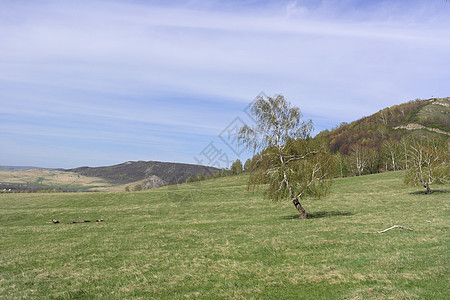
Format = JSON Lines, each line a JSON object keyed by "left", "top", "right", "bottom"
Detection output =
{"left": 316, "top": 99, "right": 436, "bottom": 154}
{"left": 184, "top": 158, "right": 249, "bottom": 183}
{"left": 332, "top": 134, "right": 448, "bottom": 192}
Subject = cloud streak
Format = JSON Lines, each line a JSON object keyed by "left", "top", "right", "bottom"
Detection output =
{"left": 1, "top": 0, "right": 449, "bottom": 168}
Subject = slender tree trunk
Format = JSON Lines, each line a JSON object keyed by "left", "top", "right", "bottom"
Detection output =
{"left": 292, "top": 198, "right": 308, "bottom": 219}
{"left": 424, "top": 183, "right": 432, "bottom": 194}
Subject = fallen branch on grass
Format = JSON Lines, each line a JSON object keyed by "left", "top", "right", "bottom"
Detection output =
{"left": 51, "top": 219, "right": 104, "bottom": 224}
{"left": 362, "top": 225, "right": 414, "bottom": 234}
{"left": 376, "top": 225, "right": 413, "bottom": 233}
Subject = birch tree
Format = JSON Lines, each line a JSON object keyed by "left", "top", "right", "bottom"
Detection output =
{"left": 238, "top": 94, "right": 332, "bottom": 219}
{"left": 349, "top": 144, "right": 369, "bottom": 176}
{"left": 400, "top": 137, "right": 410, "bottom": 169}
{"left": 333, "top": 152, "right": 350, "bottom": 178}
{"left": 381, "top": 139, "right": 402, "bottom": 171}
{"left": 404, "top": 135, "right": 449, "bottom": 194}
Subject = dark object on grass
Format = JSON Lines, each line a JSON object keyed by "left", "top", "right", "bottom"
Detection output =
{"left": 51, "top": 219, "right": 104, "bottom": 224}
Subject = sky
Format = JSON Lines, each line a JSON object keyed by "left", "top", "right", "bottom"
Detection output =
{"left": 1, "top": 0, "right": 449, "bottom": 169}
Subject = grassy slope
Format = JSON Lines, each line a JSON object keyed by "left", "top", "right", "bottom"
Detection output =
{"left": 416, "top": 98, "right": 450, "bottom": 132}
{"left": 0, "top": 172, "right": 448, "bottom": 299}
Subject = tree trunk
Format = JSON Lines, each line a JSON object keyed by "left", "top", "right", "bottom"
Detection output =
{"left": 424, "top": 183, "right": 432, "bottom": 194}
{"left": 292, "top": 198, "right": 308, "bottom": 219}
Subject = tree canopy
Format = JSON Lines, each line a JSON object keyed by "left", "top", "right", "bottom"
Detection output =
{"left": 404, "top": 134, "right": 449, "bottom": 194}
{"left": 239, "top": 94, "right": 332, "bottom": 219}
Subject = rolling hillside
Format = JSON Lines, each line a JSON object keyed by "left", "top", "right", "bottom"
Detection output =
{"left": 317, "top": 97, "right": 449, "bottom": 154}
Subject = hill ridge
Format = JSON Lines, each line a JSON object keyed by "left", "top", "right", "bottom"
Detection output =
{"left": 67, "top": 160, "right": 219, "bottom": 185}
{"left": 317, "top": 97, "right": 449, "bottom": 154}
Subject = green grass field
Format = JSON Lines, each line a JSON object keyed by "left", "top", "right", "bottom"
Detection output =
{"left": 0, "top": 171, "right": 449, "bottom": 299}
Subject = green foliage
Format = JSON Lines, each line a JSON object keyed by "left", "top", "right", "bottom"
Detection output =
{"left": 333, "top": 152, "right": 351, "bottom": 178}
{"left": 230, "top": 159, "right": 243, "bottom": 175}
{"left": 403, "top": 134, "right": 449, "bottom": 193}
{"left": 244, "top": 158, "right": 252, "bottom": 172}
{"left": 348, "top": 144, "right": 379, "bottom": 176}
{"left": 195, "top": 173, "right": 205, "bottom": 181}
{"left": 239, "top": 94, "right": 313, "bottom": 153}
{"left": 249, "top": 139, "right": 333, "bottom": 201}
{"left": 318, "top": 99, "right": 430, "bottom": 155}
{"left": 381, "top": 139, "right": 399, "bottom": 171}
{"left": 239, "top": 94, "right": 333, "bottom": 218}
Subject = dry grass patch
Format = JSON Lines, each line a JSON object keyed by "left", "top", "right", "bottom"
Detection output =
{"left": 0, "top": 169, "right": 116, "bottom": 191}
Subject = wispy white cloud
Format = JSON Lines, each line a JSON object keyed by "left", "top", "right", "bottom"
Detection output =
{"left": 1, "top": 0, "right": 449, "bottom": 167}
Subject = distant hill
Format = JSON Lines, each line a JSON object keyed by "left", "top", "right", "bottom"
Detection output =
{"left": 67, "top": 160, "right": 219, "bottom": 185}
{"left": 316, "top": 97, "right": 449, "bottom": 154}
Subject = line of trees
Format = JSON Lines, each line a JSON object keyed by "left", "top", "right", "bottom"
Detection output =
{"left": 184, "top": 158, "right": 250, "bottom": 183}
{"left": 330, "top": 133, "right": 449, "bottom": 193}
{"left": 330, "top": 134, "right": 448, "bottom": 178}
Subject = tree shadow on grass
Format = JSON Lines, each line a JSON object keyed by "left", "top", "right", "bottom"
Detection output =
{"left": 409, "top": 190, "right": 450, "bottom": 195}
{"left": 282, "top": 211, "right": 354, "bottom": 220}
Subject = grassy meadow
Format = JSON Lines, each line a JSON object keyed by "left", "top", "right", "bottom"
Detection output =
{"left": 0, "top": 171, "right": 449, "bottom": 299}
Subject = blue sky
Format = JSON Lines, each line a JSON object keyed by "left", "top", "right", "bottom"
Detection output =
{"left": 1, "top": 0, "right": 449, "bottom": 169}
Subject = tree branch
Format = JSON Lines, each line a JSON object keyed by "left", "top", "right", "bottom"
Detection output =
{"left": 376, "top": 225, "right": 413, "bottom": 233}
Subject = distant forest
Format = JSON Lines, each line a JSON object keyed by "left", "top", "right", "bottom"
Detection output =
{"left": 314, "top": 98, "right": 449, "bottom": 177}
